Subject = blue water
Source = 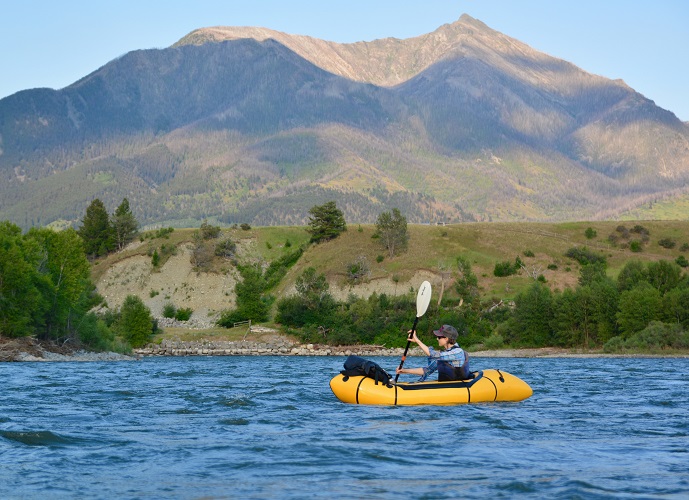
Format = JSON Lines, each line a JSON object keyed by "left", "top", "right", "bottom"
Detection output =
{"left": 1, "top": 356, "right": 688, "bottom": 499}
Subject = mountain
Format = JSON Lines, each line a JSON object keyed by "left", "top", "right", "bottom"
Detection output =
{"left": 1, "top": 14, "right": 688, "bottom": 229}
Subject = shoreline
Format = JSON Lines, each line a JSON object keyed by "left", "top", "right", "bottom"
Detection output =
{"left": 2, "top": 335, "right": 687, "bottom": 362}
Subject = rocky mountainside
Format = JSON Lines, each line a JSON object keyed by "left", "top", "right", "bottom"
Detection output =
{"left": 1, "top": 15, "right": 688, "bottom": 229}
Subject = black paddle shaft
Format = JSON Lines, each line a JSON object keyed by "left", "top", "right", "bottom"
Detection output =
{"left": 394, "top": 315, "right": 420, "bottom": 382}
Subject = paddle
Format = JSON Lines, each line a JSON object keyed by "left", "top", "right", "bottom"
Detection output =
{"left": 394, "top": 280, "right": 432, "bottom": 382}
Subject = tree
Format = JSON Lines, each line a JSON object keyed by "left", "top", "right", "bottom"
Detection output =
{"left": 617, "top": 260, "right": 647, "bottom": 292}
{"left": 115, "top": 295, "right": 155, "bottom": 348}
{"left": 375, "top": 208, "right": 408, "bottom": 258}
{"left": 307, "top": 201, "right": 346, "bottom": 243}
{"left": 455, "top": 256, "right": 480, "bottom": 306}
{"left": 78, "top": 199, "right": 114, "bottom": 257}
{"left": 646, "top": 260, "right": 682, "bottom": 295}
{"left": 617, "top": 283, "right": 662, "bottom": 337}
{"left": 505, "top": 282, "right": 554, "bottom": 346}
{"left": 0, "top": 222, "right": 46, "bottom": 337}
{"left": 111, "top": 198, "right": 138, "bottom": 251}
{"left": 233, "top": 264, "right": 270, "bottom": 322}
{"left": 295, "top": 267, "right": 331, "bottom": 309}
{"left": 25, "top": 227, "right": 93, "bottom": 340}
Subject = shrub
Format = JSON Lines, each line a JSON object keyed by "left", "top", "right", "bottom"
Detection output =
{"left": 658, "top": 238, "right": 676, "bottom": 249}
{"left": 346, "top": 255, "right": 370, "bottom": 283}
{"left": 604, "top": 322, "right": 689, "bottom": 352}
{"left": 162, "top": 302, "right": 177, "bottom": 318}
{"left": 175, "top": 307, "right": 193, "bottom": 321}
{"left": 116, "top": 295, "right": 155, "bottom": 348}
{"left": 630, "top": 241, "right": 643, "bottom": 253}
{"left": 215, "top": 238, "right": 237, "bottom": 258}
{"left": 584, "top": 227, "right": 597, "bottom": 239}
{"left": 565, "top": 246, "right": 607, "bottom": 266}
{"left": 523, "top": 250, "right": 535, "bottom": 257}
{"left": 631, "top": 225, "right": 649, "bottom": 236}
{"left": 676, "top": 255, "right": 689, "bottom": 268}
{"left": 200, "top": 220, "right": 221, "bottom": 240}
{"left": 493, "top": 256, "right": 523, "bottom": 277}
{"left": 482, "top": 333, "right": 505, "bottom": 350}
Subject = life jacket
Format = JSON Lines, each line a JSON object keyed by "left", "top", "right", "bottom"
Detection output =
{"left": 340, "top": 355, "right": 392, "bottom": 386}
{"left": 437, "top": 347, "right": 473, "bottom": 381}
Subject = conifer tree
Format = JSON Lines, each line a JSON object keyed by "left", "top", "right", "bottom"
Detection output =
{"left": 307, "top": 201, "right": 346, "bottom": 243}
{"left": 78, "top": 199, "right": 113, "bottom": 257}
{"left": 112, "top": 198, "right": 138, "bottom": 251}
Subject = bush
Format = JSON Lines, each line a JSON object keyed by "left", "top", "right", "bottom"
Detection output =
{"left": 565, "top": 246, "right": 607, "bottom": 266}
{"left": 604, "top": 322, "right": 689, "bottom": 352}
{"left": 482, "top": 333, "right": 505, "bottom": 350}
{"left": 493, "top": 257, "right": 522, "bottom": 277}
{"left": 175, "top": 307, "right": 193, "bottom": 321}
{"left": 676, "top": 255, "right": 689, "bottom": 268}
{"left": 585, "top": 227, "right": 597, "bottom": 239}
{"left": 631, "top": 225, "right": 649, "bottom": 236}
{"left": 200, "top": 220, "right": 221, "bottom": 240}
{"left": 215, "top": 238, "right": 237, "bottom": 258}
{"left": 658, "top": 238, "right": 676, "bottom": 249}
{"left": 523, "top": 250, "right": 535, "bottom": 257}
{"left": 163, "top": 302, "right": 176, "bottom": 318}
{"left": 630, "top": 241, "right": 643, "bottom": 253}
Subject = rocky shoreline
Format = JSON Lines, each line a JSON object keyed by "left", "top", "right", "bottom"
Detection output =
{"left": 133, "top": 338, "right": 416, "bottom": 358}
{"left": 3, "top": 335, "right": 685, "bottom": 362}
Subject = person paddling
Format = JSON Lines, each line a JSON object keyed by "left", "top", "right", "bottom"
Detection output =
{"left": 395, "top": 324, "right": 472, "bottom": 382}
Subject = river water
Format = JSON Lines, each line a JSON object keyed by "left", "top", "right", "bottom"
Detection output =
{"left": 1, "top": 355, "right": 688, "bottom": 499}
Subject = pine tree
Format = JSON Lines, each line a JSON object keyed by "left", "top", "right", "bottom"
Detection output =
{"left": 307, "top": 201, "right": 347, "bottom": 243}
{"left": 78, "top": 199, "right": 113, "bottom": 257}
{"left": 112, "top": 198, "right": 138, "bottom": 251}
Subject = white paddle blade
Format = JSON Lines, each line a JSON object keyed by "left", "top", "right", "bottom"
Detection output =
{"left": 416, "top": 281, "right": 432, "bottom": 318}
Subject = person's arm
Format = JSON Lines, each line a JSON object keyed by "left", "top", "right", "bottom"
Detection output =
{"left": 396, "top": 366, "right": 425, "bottom": 376}
{"left": 407, "top": 330, "right": 430, "bottom": 356}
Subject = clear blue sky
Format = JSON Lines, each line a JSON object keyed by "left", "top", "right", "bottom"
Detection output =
{"left": 1, "top": 0, "right": 687, "bottom": 121}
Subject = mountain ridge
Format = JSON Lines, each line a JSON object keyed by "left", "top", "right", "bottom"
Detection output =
{"left": 1, "top": 15, "right": 688, "bottom": 229}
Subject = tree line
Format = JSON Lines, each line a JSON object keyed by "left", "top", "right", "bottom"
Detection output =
{"left": 4, "top": 197, "right": 688, "bottom": 354}
{"left": 0, "top": 197, "right": 156, "bottom": 351}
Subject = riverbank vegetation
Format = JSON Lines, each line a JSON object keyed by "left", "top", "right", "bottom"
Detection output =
{"left": 3, "top": 200, "right": 689, "bottom": 355}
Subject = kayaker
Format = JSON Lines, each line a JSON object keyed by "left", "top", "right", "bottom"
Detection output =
{"left": 395, "top": 324, "right": 471, "bottom": 382}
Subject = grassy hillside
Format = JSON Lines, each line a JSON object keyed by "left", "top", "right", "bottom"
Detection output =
{"left": 93, "top": 220, "right": 689, "bottom": 319}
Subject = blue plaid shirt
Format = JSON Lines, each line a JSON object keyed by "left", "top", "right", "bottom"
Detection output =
{"left": 418, "top": 344, "right": 468, "bottom": 382}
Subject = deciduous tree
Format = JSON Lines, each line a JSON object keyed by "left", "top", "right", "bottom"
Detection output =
{"left": 375, "top": 208, "right": 408, "bottom": 258}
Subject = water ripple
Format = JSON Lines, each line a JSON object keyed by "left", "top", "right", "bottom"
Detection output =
{"left": 1, "top": 356, "right": 688, "bottom": 498}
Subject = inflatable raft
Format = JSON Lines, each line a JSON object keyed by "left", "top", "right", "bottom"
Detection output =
{"left": 329, "top": 369, "right": 533, "bottom": 406}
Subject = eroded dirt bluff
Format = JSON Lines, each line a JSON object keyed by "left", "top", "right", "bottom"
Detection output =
{"left": 96, "top": 243, "right": 238, "bottom": 326}
{"left": 94, "top": 241, "right": 440, "bottom": 326}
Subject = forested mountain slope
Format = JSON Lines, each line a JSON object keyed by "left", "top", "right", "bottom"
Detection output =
{"left": 1, "top": 15, "right": 688, "bottom": 229}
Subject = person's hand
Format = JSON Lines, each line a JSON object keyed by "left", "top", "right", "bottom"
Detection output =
{"left": 396, "top": 367, "right": 404, "bottom": 375}
{"left": 407, "top": 329, "right": 419, "bottom": 344}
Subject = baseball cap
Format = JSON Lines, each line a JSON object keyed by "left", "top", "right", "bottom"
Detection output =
{"left": 433, "top": 325, "right": 458, "bottom": 342}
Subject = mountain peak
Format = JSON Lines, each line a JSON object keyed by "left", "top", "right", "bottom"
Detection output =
{"left": 173, "top": 14, "right": 507, "bottom": 87}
